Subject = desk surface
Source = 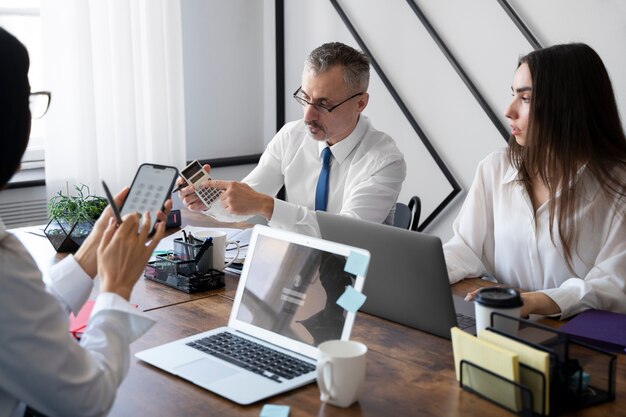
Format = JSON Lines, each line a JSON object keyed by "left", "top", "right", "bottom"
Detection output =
{"left": 10, "top": 222, "right": 626, "bottom": 417}
{"left": 109, "top": 291, "right": 626, "bottom": 417}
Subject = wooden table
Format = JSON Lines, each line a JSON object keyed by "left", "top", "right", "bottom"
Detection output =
{"left": 11, "top": 225, "right": 626, "bottom": 417}
{"left": 106, "top": 279, "right": 626, "bottom": 417}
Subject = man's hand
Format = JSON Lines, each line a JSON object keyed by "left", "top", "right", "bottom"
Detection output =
{"left": 177, "top": 163, "right": 211, "bottom": 211}
{"left": 208, "top": 179, "right": 274, "bottom": 220}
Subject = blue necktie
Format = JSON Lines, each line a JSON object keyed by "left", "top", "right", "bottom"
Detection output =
{"left": 315, "top": 147, "right": 332, "bottom": 211}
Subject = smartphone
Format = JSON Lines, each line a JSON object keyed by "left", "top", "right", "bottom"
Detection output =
{"left": 179, "top": 160, "right": 222, "bottom": 209}
{"left": 120, "top": 163, "right": 179, "bottom": 232}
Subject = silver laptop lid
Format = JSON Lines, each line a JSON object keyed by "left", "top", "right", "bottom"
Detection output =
{"left": 317, "top": 212, "right": 460, "bottom": 339}
{"left": 228, "top": 225, "right": 369, "bottom": 358}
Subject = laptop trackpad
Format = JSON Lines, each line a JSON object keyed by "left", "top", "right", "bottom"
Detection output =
{"left": 174, "top": 358, "right": 240, "bottom": 386}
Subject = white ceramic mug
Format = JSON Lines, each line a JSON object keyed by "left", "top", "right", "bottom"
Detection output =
{"left": 193, "top": 230, "right": 240, "bottom": 271}
{"left": 317, "top": 340, "right": 367, "bottom": 408}
{"left": 474, "top": 287, "right": 523, "bottom": 336}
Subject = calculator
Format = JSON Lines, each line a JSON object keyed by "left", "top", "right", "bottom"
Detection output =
{"left": 179, "top": 160, "right": 222, "bottom": 209}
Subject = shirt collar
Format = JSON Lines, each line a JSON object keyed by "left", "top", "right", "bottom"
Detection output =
{"left": 502, "top": 159, "right": 598, "bottom": 201}
{"left": 502, "top": 162, "right": 518, "bottom": 185}
{"left": 317, "top": 115, "right": 369, "bottom": 164}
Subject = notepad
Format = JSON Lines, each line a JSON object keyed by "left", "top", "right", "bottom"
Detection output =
{"left": 560, "top": 309, "right": 626, "bottom": 353}
{"left": 69, "top": 300, "right": 138, "bottom": 339}
{"left": 451, "top": 327, "right": 520, "bottom": 411}
{"left": 480, "top": 329, "right": 550, "bottom": 414}
{"left": 69, "top": 300, "right": 95, "bottom": 339}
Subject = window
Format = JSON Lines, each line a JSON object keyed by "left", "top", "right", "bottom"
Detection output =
{"left": 0, "top": 0, "right": 45, "bottom": 170}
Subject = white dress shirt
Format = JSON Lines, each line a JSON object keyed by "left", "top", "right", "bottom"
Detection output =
{"left": 213, "top": 115, "right": 406, "bottom": 237}
{"left": 0, "top": 220, "right": 155, "bottom": 417}
{"left": 443, "top": 149, "right": 626, "bottom": 318}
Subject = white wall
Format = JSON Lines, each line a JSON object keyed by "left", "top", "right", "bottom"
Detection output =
{"left": 180, "top": 0, "right": 273, "bottom": 160}
{"left": 182, "top": 0, "right": 626, "bottom": 241}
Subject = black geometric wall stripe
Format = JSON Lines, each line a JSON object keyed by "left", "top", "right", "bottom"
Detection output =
{"left": 275, "top": 0, "right": 286, "bottom": 131}
{"left": 330, "top": 0, "right": 462, "bottom": 232}
{"left": 406, "top": 0, "right": 509, "bottom": 142}
{"left": 497, "top": 0, "right": 543, "bottom": 50}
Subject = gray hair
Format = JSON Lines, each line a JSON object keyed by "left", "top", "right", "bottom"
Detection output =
{"left": 304, "top": 42, "right": 370, "bottom": 92}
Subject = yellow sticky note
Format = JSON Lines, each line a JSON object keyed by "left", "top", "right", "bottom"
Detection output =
{"left": 451, "top": 327, "right": 520, "bottom": 411}
{"left": 480, "top": 329, "right": 550, "bottom": 415}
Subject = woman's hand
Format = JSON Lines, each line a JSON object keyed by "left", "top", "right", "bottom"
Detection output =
{"left": 74, "top": 187, "right": 172, "bottom": 278}
{"left": 97, "top": 211, "right": 166, "bottom": 300}
{"left": 520, "top": 292, "right": 561, "bottom": 317}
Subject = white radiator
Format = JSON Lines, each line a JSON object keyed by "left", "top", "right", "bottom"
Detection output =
{"left": 0, "top": 186, "right": 49, "bottom": 229}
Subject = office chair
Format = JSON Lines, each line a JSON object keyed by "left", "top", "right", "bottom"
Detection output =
{"left": 393, "top": 196, "right": 421, "bottom": 231}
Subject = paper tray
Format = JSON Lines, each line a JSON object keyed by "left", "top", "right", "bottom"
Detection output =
{"left": 463, "top": 313, "right": 617, "bottom": 416}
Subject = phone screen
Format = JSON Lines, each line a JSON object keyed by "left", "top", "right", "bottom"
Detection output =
{"left": 120, "top": 163, "right": 178, "bottom": 232}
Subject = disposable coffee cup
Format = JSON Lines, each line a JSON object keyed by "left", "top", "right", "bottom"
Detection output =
{"left": 474, "top": 287, "right": 523, "bottom": 336}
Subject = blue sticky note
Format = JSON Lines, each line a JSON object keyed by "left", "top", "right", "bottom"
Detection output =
{"left": 260, "top": 404, "right": 290, "bottom": 417}
{"left": 336, "top": 285, "right": 367, "bottom": 313}
{"left": 344, "top": 251, "right": 368, "bottom": 276}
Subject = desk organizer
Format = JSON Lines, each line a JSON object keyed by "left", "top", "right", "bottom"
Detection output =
{"left": 144, "top": 237, "right": 224, "bottom": 293}
{"left": 459, "top": 313, "right": 616, "bottom": 417}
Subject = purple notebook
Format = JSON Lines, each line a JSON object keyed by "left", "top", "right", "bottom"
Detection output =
{"left": 560, "top": 309, "right": 626, "bottom": 353}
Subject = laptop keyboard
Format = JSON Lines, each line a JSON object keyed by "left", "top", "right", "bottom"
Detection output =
{"left": 456, "top": 313, "right": 476, "bottom": 330}
{"left": 186, "top": 332, "right": 315, "bottom": 383}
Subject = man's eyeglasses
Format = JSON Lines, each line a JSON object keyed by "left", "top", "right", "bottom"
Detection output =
{"left": 292, "top": 86, "right": 363, "bottom": 113}
{"left": 30, "top": 91, "right": 51, "bottom": 119}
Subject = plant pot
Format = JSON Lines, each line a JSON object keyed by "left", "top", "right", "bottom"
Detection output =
{"left": 44, "top": 217, "right": 95, "bottom": 253}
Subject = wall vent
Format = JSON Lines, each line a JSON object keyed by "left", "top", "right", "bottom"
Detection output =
{"left": 0, "top": 185, "right": 49, "bottom": 229}
{"left": 0, "top": 198, "right": 49, "bottom": 229}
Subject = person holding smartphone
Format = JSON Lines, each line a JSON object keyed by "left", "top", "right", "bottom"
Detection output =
{"left": 0, "top": 28, "right": 172, "bottom": 417}
{"left": 177, "top": 42, "right": 406, "bottom": 237}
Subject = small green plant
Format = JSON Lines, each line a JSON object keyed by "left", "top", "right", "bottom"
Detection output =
{"left": 45, "top": 184, "right": 108, "bottom": 252}
{"left": 48, "top": 184, "right": 107, "bottom": 226}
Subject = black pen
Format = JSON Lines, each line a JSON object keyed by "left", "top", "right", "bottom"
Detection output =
{"left": 194, "top": 237, "right": 213, "bottom": 264}
{"left": 171, "top": 181, "right": 188, "bottom": 194}
{"left": 101, "top": 180, "right": 123, "bottom": 225}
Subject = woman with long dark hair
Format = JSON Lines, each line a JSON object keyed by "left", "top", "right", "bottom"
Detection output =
{"left": 444, "top": 43, "right": 626, "bottom": 318}
{"left": 0, "top": 27, "right": 171, "bottom": 416}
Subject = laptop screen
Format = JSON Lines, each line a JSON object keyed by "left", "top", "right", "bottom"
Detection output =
{"left": 235, "top": 234, "right": 355, "bottom": 347}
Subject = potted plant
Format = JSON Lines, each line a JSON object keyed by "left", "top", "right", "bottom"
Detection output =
{"left": 44, "top": 184, "right": 108, "bottom": 252}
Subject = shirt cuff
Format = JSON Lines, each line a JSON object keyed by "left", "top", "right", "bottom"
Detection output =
{"left": 268, "top": 198, "right": 298, "bottom": 230}
{"left": 45, "top": 255, "right": 93, "bottom": 315}
{"left": 91, "top": 292, "right": 156, "bottom": 341}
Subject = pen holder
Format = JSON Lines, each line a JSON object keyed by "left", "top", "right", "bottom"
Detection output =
{"left": 173, "top": 237, "right": 212, "bottom": 273}
{"left": 144, "top": 237, "right": 225, "bottom": 293}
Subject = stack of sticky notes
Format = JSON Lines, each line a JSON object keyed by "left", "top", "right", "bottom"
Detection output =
{"left": 451, "top": 327, "right": 550, "bottom": 415}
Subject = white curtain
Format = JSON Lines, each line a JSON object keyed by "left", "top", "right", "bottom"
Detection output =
{"left": 41, "top": 0, "right": 186, "bottom": 198}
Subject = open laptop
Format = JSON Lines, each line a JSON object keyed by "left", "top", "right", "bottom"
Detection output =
{"left": 317, "top": 211, "right": 476, "bottom": 339}
{"left": 136, "top": 225, "right": 369, "bottom": 405}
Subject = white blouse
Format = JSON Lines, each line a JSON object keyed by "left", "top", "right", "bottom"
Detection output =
{"left": 443, "top": 149, "right": 626, "bottom": 318}
{"left": 0, "top": 223, "right": 155, "bottom": 417}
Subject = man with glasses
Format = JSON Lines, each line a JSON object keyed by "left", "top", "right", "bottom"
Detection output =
{"left": 179, "top": 42, "right": 406, "bottom": 236}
